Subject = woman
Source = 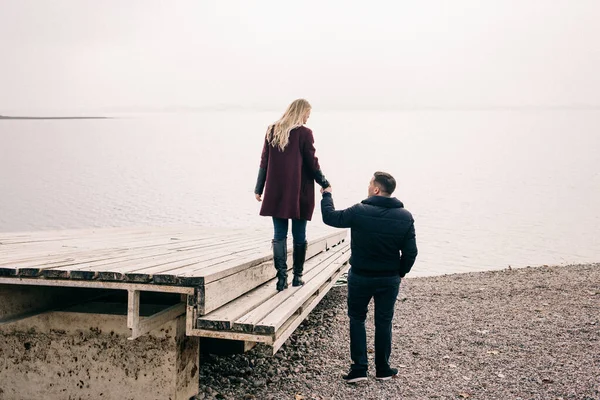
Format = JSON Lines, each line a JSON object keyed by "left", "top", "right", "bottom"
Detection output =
{"left": 254, "top": 99, "right": 331, "bottom": 291}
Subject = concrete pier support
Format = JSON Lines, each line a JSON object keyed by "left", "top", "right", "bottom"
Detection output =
{"left": 0, "top": 303, "right": 199, "bottom": 400}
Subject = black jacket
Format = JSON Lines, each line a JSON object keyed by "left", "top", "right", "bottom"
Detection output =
{"left": 321, "top": 192, "right": 418, "bottom": 277}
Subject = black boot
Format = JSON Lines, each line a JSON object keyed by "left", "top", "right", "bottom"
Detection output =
{"left": 272, "top": 239, "right": 288, "bottom": 291}
{"left": 292, "top": 241, "right": 307, "bottom": 287}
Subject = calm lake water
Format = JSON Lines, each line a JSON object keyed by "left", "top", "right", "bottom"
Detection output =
{"left": 1, "top": 110, "right": 599, "bottom": 275}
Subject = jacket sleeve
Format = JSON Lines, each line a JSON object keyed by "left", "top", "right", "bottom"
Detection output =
{"left": 399, "top": 222, "right": 418, "bottom": 277}
{"left": 320, "top": 192, "right": 356, "bottom": 228}
{"left": 301, "top": 129, "right": 330, "bottom": 188}
{"left": 255, "top": 137, "right": 270, "bottom": 195}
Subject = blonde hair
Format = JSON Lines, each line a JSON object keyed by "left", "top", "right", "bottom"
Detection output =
{"left": 266, "top": 99, "right": 311, "bottom": 151}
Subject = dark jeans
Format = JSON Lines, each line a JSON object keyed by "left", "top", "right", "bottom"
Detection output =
{"left": 272, "top": 217, "right": 307, "bottom": 244}
{"left": 347, "top": 268, "right": 401, "bottom": 372}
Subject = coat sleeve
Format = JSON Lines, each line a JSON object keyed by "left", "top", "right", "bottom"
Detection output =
{"left": 255, "top": 137, "right": 269, "bottom": 195}
{"left": 259, "top": 136, "right": 269, "bottom": 169}
{"left": 399, "top": 222, "right": 418, "bottom": 277}
{"left": 301, "top": 129, "right": 330, "bottom": 188}
{"left": 320, "top": 192, "right": 356, "bottom": 228}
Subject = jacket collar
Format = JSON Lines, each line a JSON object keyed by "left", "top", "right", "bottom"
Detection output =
{"left": 361, "top": 195, "right": 404, "bottom": 209}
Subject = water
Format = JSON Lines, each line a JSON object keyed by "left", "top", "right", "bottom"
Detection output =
{"left": 1, "top": 110, "right": 599, "bottom": 275}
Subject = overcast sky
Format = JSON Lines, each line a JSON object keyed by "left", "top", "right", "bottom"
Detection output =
{"left": 1, "top": 0, "right": 599, "bottom": 112}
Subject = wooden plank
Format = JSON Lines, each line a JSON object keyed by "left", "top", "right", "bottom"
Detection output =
{"left": 179, "top": 231, "right": 336, "bottom": 281}
{"left": 199, "top": 258, "right": 278, "bottom": 315}
{"left": 121, "top": 236, "right": 271, "bottom": 283}
{"left": 0, "top": 228, "right": 268, "bottom": 272}
{"left": 90, "top": 236, "right": 270, "bottom": 282}
{"left": 252, "top": 248, "right": 349, "bottom": 334}
{"left": 62, "top": 231, "right": 269, "bottom": 275}
{"left": 231, "top": 245, "right": 349, "bottom": 332}
{"left": 185, "top": 327, "right": 273, "bottom": 344}
{"left": 129, "top": 303, "right": 186, "bottom": 340}
{"left": 0, "top": 227, "right": 195, "bottom": 251}
{"left": 190, "top": 238, "right": 338, "bottom": 298}
{"left": 196, "top": 245, "right": 347, "bottom": 328}
{"left": 0, "top": 228, "right": 346, "bottom": 302}
{"left": 15, "top": 230, "right": 265, "bottom": 279}
{"left": 0, "top": 277, "right": 194, "bottom": 295}
{"left": 175, "top": 230, "right": 345, "bottom": 286}
{"left": 261, "top": 263, "right": 349, "bottom": 356}
{"left": 42, "top": 236, "right": 265, "bottom": 281}
{"left": 0, "top": 225, "right": 225, "bottom": 245}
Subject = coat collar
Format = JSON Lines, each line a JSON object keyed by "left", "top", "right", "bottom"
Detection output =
{"left": 361, "top": 195, "right": 404, "bottom": 209}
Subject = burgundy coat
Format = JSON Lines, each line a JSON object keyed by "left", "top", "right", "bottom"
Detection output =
{"left": 258, "top": 126, "right": 323, "bottom": 221}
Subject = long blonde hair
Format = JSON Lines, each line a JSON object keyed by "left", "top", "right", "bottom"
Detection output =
{"left": 267, "top": 99, "right": 311, "bottom": 151}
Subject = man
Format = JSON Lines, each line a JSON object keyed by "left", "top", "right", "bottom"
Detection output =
{"left": 321, "top": 171, "right": 418, "bottom": 383}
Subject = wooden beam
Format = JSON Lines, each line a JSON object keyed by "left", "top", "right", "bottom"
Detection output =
{"left": 0, "top": 277, "right": 194, "bottom": 295}
{"left": 129, "top": 303, "right": 186, "bottom": 340}
{"left": 185, "top": 326, "right": 273, "bottom": 343}
{"left": 127, "top": 290, "right": 140, "bottom": 329}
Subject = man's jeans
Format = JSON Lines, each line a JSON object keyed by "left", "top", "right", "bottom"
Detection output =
{"left": 347, "top": 268, "right": 401, "bottom": 372}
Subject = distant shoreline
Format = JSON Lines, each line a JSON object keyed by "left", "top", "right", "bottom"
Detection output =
{"left": 0, "top": 116, "right": 111, "bottom": 120}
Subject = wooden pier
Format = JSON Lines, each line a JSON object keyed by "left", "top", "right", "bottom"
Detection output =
{"left": 0, "top": 225, "right": 349, "bottom": 399}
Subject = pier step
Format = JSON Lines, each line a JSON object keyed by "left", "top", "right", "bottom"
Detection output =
{"left": 192, "top": 242, "right": 350, "bottom": 355}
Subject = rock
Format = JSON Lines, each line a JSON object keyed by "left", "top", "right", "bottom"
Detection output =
{"left": 252, "top": 379, "right": 266, "bottom": 388}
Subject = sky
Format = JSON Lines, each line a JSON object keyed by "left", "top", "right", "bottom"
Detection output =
{"left": 1, "top": 0, "right": 599, "bottom": 112}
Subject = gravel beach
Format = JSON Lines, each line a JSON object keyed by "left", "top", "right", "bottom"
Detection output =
{"left": 195, "top": 264, "right": 600, "bottom": 400}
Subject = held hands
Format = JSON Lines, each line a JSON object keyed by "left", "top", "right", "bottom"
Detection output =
{"left": 320, "top": 185, "right": 332, "bottom": 194}
{"left": 255, "top": 193, "right": 262, "bottom": 202}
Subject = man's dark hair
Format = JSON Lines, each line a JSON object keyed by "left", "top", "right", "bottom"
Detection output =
{"left": 373, "top": 171, "right": 396, "bottom": 195}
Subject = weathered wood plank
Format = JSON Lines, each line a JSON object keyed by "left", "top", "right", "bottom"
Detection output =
{"left": 196, "top": 245, "right": 347, "bottom": 329}
{"left": 121, "top": 236, "right": 271, "bottom": 283}
{"left": 39, "top": 234, "right": 267, "bottom": 280}
{"left": 8, "top": 230, "right": 265, "bottom": 279}
{"left": 129, "top": 303, "right": 186, "bottom": 340}
{"left": 175, "top": 230, "right": 346, "bottom": 285}
{"left": 231, "top": 244, "right": 349, "bottom": 332}
{"left": 259, "top": 263, "right": 349, "bottom": 356}
{"left": 185, "top": 327, "right": 273, "bottom": 344}
{"left": 0, "top": 228, "right": 267, "bottom": 268}
{"left": 0, "top": 277, "right": 194, "bottom": 294}
{"left": 253, "top": 249, "right": 349, "bottom": 334}
{"left": 90, "top": 236, "right": 270, "bottom": 282}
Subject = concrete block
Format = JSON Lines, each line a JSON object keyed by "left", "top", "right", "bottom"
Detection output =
{"left": 0, "top": 309, "right": 199, "bottom": 400}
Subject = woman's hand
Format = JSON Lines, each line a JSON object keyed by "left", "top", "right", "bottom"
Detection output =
{"left": 255, "top": 193, "right": 262, "bottom": 202}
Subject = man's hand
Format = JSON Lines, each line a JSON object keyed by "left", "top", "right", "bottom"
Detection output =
{"left": 321, "top": 186, "right": 332, "bottom": 194}
{"left": 255, "top": 193, "right": 262, "bottom": 202}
